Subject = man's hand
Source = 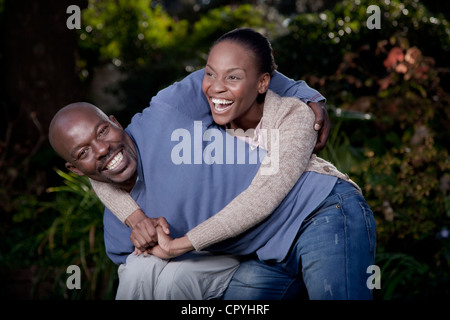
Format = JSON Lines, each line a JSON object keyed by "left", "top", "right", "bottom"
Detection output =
{"left": 307, "top": 100, "right": 330, "bottom": 153}
{"left": 126, "top": 209, "right": 170, "bottom": 252}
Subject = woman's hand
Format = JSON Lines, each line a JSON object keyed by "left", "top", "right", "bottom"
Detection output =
{"left": 143, "top": 227, "right": 194, "bottom": 260}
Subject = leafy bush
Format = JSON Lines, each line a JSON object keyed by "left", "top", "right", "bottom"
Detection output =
{"left": 4, "top": 169, "right": 117, "bottom": 299}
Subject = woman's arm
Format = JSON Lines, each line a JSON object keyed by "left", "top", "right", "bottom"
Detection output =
{"left": 149, "top": 92, "right": 317, "bottom": 259}
{"left": 90, "top": 178, "right": 170, "bottom": 251}
{"left": 89, "top": 178, "right": 140, "bottom": 224}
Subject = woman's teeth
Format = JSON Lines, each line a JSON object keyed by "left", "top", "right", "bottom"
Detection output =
{"left": 211, "top": 98, "right": 233, "bottom": 112}
{"left": 106, "top": 152, "right": 123, "bottom": 170}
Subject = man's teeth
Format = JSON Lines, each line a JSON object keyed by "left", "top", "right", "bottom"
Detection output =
{"left": 211, "top": 98, "right": 233, "bottom": 111}
{"left": 106, "top": 152, "right": 123, "bottom": 170}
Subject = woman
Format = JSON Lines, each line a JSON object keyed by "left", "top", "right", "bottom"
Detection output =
{"left": 92, "top": 28, "right": 376, "bottom": 300}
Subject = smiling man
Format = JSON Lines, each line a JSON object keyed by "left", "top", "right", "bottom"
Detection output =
{"left": 49, "top": 103, "right": 138, "bottom": 191}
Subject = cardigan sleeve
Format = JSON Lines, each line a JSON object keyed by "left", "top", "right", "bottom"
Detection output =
{"left": 186, "top": 91, "right": 318, "bottom": 251}
{"left": 89, "top": 178, "right": 139, "bottom": 224}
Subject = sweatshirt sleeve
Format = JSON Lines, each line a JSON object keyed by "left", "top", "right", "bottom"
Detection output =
{"left": 186, "top": 92, "right": 317, "bottom": 250}
{"left": 269, "top": 71, "right": 326, "bottom": 103}
{"left": 89, "top": 178, "right": 140, "bottom": 224}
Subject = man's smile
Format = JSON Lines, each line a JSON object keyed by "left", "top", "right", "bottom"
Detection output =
{"left": 105, "top": 151, "right": 124, "bottom": 171}
{"left": 101, "top": 149, "right": 128, "bottom": 173}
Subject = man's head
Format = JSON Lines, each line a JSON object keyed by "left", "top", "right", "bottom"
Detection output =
{"left": 49, "top": 102, "right": 138, "bottom": 190}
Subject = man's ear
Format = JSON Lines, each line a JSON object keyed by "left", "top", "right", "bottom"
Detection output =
{"left": 258, "top": 73, "right": 271, "bottom": 94}
{"left": 65, "top": 162, "right": 84, "bottom": 176}
{"left": 109, "top": 115, "right": 123, "bottom": 129}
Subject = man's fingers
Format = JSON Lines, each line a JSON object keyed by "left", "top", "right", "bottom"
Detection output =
{"left": 130, "top": 228, "right": 156, "bottom": 250}
{"left": 136, "top": 219, "right": 159, "bottom": 242}
{"left": 308, "top": 101, "right": 330, "bottom": 153}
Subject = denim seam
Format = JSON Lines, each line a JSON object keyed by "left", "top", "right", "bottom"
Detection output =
{"left": 359, "top": 201, "right": 376, "bottom": 254}
{"left": 336, "top": 193, "right": 350, "bottom": 299}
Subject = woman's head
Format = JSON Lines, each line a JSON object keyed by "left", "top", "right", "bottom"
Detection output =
{"left": 214, "top": 28, "right": 277, "bottom": 77}
{"left": 202, "top": 28, "right": 277, "bottom": 130}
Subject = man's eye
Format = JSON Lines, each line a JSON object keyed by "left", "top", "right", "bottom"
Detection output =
{"left": 99, "top": 125, "right": 109, "bottom": 136}
{"left": 78, "top": 148, "right": 88, "bottom": 159}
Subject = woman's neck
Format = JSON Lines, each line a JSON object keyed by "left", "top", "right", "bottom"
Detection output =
{"left": 229, "top": 101, "right": 264, "bottom": 131}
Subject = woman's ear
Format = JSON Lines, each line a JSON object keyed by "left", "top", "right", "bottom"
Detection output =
{"left": 258, "top": 73, "right": 271, "bottom": 94}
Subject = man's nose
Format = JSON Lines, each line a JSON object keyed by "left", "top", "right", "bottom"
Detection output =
{"left": 92, "top": 140, "right": 110, "bottom": 159}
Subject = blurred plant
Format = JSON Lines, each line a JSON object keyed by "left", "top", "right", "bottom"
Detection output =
{"left": 374, "top": 251, "right": 430, "bottom": 299}
{"left": 9, "top": 169, "right": 117, "bottom": 299}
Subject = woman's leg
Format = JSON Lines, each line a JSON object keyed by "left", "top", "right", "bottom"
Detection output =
{"left": 290, "top": 180, "right": 376, "bottom": 299}
{"left": 221, "top": 258, "right": 307, "bottom": 300}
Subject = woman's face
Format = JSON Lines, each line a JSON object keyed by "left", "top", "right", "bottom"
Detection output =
{"left": 202, "top": 40, "right": 270, "bottom": 130}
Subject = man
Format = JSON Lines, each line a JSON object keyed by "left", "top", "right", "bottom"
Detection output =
{"left": 49, "top": 69, "right": 329, "bottom": 299}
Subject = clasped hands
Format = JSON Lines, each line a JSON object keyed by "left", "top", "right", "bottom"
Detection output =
{"left": 125, "top": 209, "right": 193, "bottom": 260}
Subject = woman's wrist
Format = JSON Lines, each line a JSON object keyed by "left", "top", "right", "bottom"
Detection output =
{"left": 171, "top": 236, "right": 194, "bottom": 256}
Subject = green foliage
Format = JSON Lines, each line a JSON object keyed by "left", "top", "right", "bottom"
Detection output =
{"left": 80, "top": 0, "right": 189, "bottom": 64}
{"left": 40, "top": 169, "right": 117, "bottom": 299}
{"left": 273, "top": 0, "right": 450, "bottom": 80}
{"left": 5, "top": 169, "right": 117, "bottom": 299}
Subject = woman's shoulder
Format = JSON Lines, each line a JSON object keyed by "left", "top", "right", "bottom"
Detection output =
{"left": 264, "top": 90, "right": 314, "bottom": 125}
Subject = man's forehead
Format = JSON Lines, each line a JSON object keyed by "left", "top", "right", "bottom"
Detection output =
{"left": 54, "top": 109, "right": 107, "bottom": 155}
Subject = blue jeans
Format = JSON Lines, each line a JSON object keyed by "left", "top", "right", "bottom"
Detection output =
{"left": 221, "top": 179, "right": 377, "bottom": 300}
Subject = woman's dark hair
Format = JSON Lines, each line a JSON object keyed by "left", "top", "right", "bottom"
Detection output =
{"left": 212, "top": 28, "right": 278, "bottom": 77}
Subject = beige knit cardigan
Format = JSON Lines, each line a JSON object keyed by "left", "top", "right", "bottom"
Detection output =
{"left": 90, "top": 90, "right": 360, "bottom": 251}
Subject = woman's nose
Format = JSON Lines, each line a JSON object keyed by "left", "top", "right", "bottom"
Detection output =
{"left": 210, "top": 78, "right": 227, "bottom": 93}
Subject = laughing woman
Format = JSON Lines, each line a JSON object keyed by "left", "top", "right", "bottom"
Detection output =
{"left": 91, "top": 28, "right": 376, "bottom": 300}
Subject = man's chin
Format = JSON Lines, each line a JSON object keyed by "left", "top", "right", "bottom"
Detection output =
{"left": 103, "top": 166, "right": 137, "bottom": 187}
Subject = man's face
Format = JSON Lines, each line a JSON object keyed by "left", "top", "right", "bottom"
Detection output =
{"left": 52, "top": 106, "right": 138, "bottom": 188}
